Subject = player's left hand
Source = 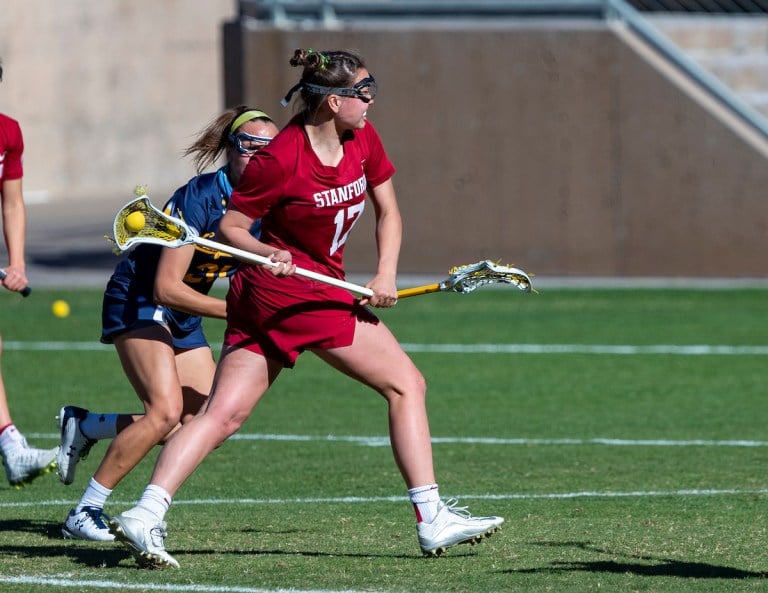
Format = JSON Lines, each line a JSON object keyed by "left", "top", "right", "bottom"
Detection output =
{"left": 361, "top": 274, "right": 397, "bottom": 308}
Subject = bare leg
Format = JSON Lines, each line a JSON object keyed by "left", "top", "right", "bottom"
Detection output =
{"left": 0, "top": 334, "right": 57, "bottom": 487}
{"left": 312, "top": 319, "right": 434, "bottom": 488}
{"left": 92, "top": 326, "right": 213, "bottom": 489}
{"left": 150, "top": 346, "right": 282, "bottom": 496}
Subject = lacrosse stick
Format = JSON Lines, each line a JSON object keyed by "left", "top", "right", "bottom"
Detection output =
{"left": 111, "top": 196, "right": 377, "bottom": 297}
{"left": 0, "top": 268, "right": 31, "bottom": 297}
{"left": 396, "top": 260, "right": 532, "bottom": 298}
{"left": 112, "top": 196, "right": 534, "bottom": 300}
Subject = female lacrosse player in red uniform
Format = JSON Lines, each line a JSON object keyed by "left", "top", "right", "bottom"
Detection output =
{"left": 109, "top": 49, "right": 503, "bottom": 568}
{"left": 0, "top": 59, "right": 58, "bottom": 488}
{"left": 57, "top": 106, "right": 278, "bottom": 541}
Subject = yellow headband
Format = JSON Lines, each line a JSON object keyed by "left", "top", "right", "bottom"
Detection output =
{"left": 230, "top": 110, "right": 272, "bottom": 133}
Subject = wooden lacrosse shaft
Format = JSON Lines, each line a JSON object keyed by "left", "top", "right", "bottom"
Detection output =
{"left": 0, "top": 268, "right": 31, "bottom": 297}
{"left": 396, "top": 284, "right": 442, "bottom": 298}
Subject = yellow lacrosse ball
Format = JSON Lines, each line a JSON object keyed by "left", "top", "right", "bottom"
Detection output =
{"left": 52, "top": 299, "right": 70, "bottom": 318}
{"left": 125, "top": 211, "right": 146, "bottom": 233}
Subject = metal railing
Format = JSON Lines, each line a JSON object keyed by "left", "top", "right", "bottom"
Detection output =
{"left": 238, "top": 1, "right": 608, "bottom": 22}
{"left": 237, "top": 0, "right": 768, "bottom": 142}
{"left": 605, "top": 0, "right": 768, "bottom": 141}
{"left": 629, "top": 0, "right": 768, "bottom": 12}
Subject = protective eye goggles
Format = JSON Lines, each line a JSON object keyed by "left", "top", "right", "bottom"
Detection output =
{"left": 281, "top": 75, "right": 378, "bottom": 106}
{"left": 333, "top": 76, "right": 377, "bottom": 103}
{"left": 228, "top": 132, "right": 273, "bottom": 155}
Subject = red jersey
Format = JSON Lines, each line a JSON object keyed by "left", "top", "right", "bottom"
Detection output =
{"left": 230, "top": 115, "right": 395, "bottom": 279}
{"left": 0, "top": 113, "right": 24, "bottom": 183}
{"left": 225, "top": 116, "right": 395, "bottom": 365}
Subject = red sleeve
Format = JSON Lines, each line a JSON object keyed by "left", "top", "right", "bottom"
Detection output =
{"left": 0, "top": 115, "right": 24, "bottom": 181}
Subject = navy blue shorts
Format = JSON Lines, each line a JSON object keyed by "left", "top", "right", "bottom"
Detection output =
{"left": 101, "top": 279, "right": 208, "bottom": 350}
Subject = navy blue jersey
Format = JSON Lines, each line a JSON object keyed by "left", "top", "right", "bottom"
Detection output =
{"left": 102, "top": 168, "right": 261, "bottom": 346}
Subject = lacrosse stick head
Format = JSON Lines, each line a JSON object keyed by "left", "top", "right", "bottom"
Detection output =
{"left": 442, "top": 260, "right": 533, "bottom": 294}
{"left": 112, "top": 196, "right": 190, "bottom": 252}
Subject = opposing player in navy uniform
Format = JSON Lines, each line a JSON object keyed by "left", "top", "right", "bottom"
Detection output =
{"left": 57, "top": 107, "right": 278, "bottom": 541}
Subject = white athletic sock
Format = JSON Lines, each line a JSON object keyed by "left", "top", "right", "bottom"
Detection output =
{"left": 80, "top": 413, "right": 119, "bottom": 440}
{"left": 77, "top": 477, "right": 113, "bottom": 512}
{"left": 0, "top": 424, "right": 25, "bottom": 455}
{"left": 136, "top": 484, "right": 172, "bottom": 522}
{"left": 408, "top": 483, "right": 441, "bottom": 523}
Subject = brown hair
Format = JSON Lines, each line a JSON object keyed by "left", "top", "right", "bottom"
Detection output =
{"left": 183, "top": 105, "right": 273, "bottom": 174}
{"left": 288, "top": 48, "right": 366, "bottom": 113}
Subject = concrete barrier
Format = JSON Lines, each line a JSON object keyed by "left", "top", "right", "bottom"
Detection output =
{"left": 3, "top": 5, "right": 768, "bottom": 278}
{"left": 0, "top": 0, "right": 235, "bottom": 204}
{"left": 224, "top": 20, "right": 768, "bottom": 277}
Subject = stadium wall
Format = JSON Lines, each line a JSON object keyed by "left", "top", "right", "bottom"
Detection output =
{"left": 222, "top": 20, "right": 768, "bottom": 278}
{"left": 3, "top": 5, "right": 768, "bottom": 278}
{"left": 0, "top": 0, "right": 235, "bottom": 205}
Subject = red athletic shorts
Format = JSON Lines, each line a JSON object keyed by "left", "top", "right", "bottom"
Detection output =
{"left": 224, "top": 265, "right": 379, "bottom": 367}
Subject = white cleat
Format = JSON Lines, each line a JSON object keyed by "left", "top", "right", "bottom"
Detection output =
{"left": 57, "top": 405, "right": 96, "bottom": 485}
{"left": 2, "top": 440, "right": 58, "bottom": 488}
{"left": 108, "top": 509, "right": 180, "bottom": 569}
{"left": 62, "top": 506, "right": 115, "bottom": 541}
{"left": 417, "top": 498, "right": 504, "bottom": 557}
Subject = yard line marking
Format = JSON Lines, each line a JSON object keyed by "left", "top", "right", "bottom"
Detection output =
{"left": 4, "top": 341, "right": 113, "bottom": 351}
{"left": 7, "top": 341, "right": 768, "bottom": 355}
{"left": 3, "top": 489, "right": 768, "bottom": 509}
{"left": 170, "top": 489, "right": 768, "bottom": 503}
{"left": 25, "top": 432, "right": 768, "bottom": 448}
{"left": 403, "top": 343, "right": 768, "bottom": 355}
{"left": 227, "top": 435, "right": 768, "bottom": 447}
{"left": 0, "top": 575, "right": 383, "bottom": 593}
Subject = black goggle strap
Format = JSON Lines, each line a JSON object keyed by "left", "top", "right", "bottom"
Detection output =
{"left": 281, "top": 82, "right": 304, "bottom": 107}
{"left": 281, "top": 76, "right": 377, "bottom": 106}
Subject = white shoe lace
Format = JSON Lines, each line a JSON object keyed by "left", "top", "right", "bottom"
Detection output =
{"left": 149, "top": 524, "right": 169, "bottom": 549}
{"left": 442, "top": 497, "right": 472, "bottom": 519}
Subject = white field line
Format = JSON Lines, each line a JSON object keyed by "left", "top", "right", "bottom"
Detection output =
{"left": 5, "top": 319, "right": 764, "bottom": 593}
{"left": 24, "top": 432, "right": 768, "bottom": 448}
{"left": 2, "top": 489, "right": 768, "bottom": 510}
{"left": 402, "top": 343, "right": 768, "bottom": 355}
{"left": 0, "top": 575, "right": 380, "bottom": 593}
{"left": 25, "top": 432, "right": 768, "bottom": 447}
{"left": 7, "top": 341, "right": 768, "bottom": 355}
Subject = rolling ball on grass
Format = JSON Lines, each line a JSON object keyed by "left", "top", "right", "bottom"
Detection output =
{"left": 52, "top": 299, "right": 70, "bottom": 318}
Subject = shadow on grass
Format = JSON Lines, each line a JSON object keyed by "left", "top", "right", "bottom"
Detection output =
{"left": 0, "top": 518, "right": 132, "bottom": 568}
{"left": 507, "top": 541, "right": 768, "bottom": 579}
{"left": 0, "top": 518, "right": 454, "bottom": 567}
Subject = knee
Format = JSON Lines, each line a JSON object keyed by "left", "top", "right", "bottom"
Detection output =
{"left": 407, "top": 370, "right": 427, "bottom": 399}
{"left": 144, "top": 400, "right": 185, "bottom": 437}
{"left": 385, "top": 368, "right": 427, "bottom": 401}
{"left": 218, "top": 412, "right": 248, "bottom": 438}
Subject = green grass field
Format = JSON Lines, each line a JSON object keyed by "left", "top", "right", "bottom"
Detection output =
{"left": 1, "top": 286, "right": 767, "bottom": 592}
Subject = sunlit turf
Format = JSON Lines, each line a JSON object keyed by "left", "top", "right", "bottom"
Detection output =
{"left": 1, "top": 287, "right": 767, "bottom": 592}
